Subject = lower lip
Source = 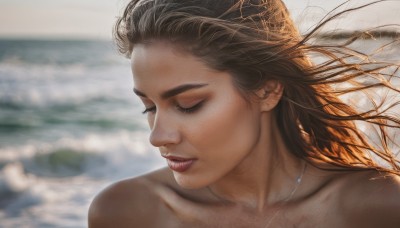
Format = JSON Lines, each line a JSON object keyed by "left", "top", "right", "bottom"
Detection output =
{"left": 166, "top": 159, "right": 196, "bottom": 172}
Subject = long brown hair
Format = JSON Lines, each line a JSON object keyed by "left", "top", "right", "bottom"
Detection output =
{"left": 114, "top": 0, "right": 400, "bottom": 174}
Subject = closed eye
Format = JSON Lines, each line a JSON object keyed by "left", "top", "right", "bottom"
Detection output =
{"left": 142, "top": 101, "right": 205, "bottom": 115}
{"left": 176, "top": 101, "right": 204, "bottom": 113}
{"left": 142, "top": 106, "right": 156, "bottom": 114}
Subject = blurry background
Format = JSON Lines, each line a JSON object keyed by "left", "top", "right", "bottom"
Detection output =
{"left": 0, "top": 0, "right": 399, "bottom": 227}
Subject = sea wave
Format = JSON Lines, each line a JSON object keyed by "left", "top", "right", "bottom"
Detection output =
{"left": 0, "top": 130, "right": 163, "bottom": 214}
{"left": 0, "top": 39, "right": 155, "bottom": 227}
{"left": 23, "top": 148, "right": 106, "bottom": 178}
{"left": 0, "top": 39, "right": 126, "bottom": 68}
{"left": 0, "top": 130, "right": 162, "bottom": 177}
{"left": 0, "top": 94, "right": 146, "bottom": 143}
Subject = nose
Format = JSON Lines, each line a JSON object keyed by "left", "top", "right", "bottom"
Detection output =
{"left": 149, "top": 112, "right": 180, "bottom": 147}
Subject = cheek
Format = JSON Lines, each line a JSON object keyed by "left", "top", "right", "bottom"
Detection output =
{"left": 185, "top": 95, "right": 260, "bottom": 159}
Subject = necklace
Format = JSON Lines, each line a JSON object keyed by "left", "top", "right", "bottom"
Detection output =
{"left": 264, "top": 161, "right": 307, "bottom": 228}
{"left": 206, "top": 161, "right": 308, "bottom": 227}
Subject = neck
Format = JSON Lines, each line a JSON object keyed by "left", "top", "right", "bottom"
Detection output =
{"left": 207, "top": 113, "right": 306, "bottom": 212}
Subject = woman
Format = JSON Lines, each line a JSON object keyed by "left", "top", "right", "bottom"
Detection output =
{"left": 89, "top": 0, "right": 400, "bottom": 227}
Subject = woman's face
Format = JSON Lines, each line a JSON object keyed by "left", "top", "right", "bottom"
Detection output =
{"left": 131, "top": 41, "right": 264, "bottom": 189}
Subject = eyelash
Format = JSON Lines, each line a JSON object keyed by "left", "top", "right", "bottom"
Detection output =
{"left": 142, "top": 106, "right": 156, "bottom": 114}
{"left": 142, "top": 101, "right": 204, "bottom": 114}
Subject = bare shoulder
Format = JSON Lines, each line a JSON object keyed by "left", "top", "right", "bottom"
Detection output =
{"left": 88, "top": 167, "right": 174, "bottom": 228}
{"left": 336, "top": 170, "right": 400, "bottom": 227}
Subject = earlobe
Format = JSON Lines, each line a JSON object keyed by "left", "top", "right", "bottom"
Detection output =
{"left": 256, "top": 81, "right": 283, "bottom": 112}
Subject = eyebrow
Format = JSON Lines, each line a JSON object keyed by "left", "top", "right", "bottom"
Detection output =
{"left": 133, "top": 83, "right": 208, "bottom": 100}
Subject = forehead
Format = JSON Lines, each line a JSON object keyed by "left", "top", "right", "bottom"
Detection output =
{"left": 131, "top": 42, "right": 191, "bottom": 80}
{"left": 131, "top": 41, "right": 225, "bottom": 93}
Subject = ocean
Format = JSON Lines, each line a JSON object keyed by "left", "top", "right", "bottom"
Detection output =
{"left": 0, "top": 39, "right": 164, "bottom": 228}
{"left": 0, "top": 38, "right": 399, "bottom": 228}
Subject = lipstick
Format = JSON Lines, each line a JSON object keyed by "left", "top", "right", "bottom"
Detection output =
{"left": 162, "top": 155, "right": 196, "bottom": 172}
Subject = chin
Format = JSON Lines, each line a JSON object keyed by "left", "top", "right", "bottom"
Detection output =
{"left": 172, "top": 172, "right": 211, "bottom": 190}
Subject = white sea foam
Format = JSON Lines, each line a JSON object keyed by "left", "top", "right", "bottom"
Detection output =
{"left": 0, "top": 39, "right": 157, "bottom": 227}
{"left": 0, "top": 130, "right": 162, "bottom": 169}
{"left": 0, "top": 64, "right": 133, "bottom": 108}
{"left": 0, "top": 163, "right": 34, "bottom": 195}
{"left": 0, "top": 130, "right": 164, "bottom": 227}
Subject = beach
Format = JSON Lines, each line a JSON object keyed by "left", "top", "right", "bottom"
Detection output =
{"left": 0, "top": 37, "right": 399, "bottom": 227}
{"left": 0, "top": 39, "right": 164, "bottom": 227}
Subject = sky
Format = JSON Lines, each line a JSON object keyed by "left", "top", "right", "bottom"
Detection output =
{"left": 0, "top": 0, "right": 399, "bottom": 40}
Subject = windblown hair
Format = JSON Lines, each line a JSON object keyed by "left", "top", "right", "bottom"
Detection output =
{"left": 115, "top": 0, "right": 400, "bottom": 174}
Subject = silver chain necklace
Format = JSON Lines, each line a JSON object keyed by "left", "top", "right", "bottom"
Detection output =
{"left": 206, "top": 161, "right": 307, "bottom": 227}
{"left": 264, "top": 161, "right": 307, "bottom": 227}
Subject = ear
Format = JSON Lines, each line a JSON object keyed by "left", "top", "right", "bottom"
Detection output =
{"left": 255, "top": 80, "right": 283, "bottom": 112}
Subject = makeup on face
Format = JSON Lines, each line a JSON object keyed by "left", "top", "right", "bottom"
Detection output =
{"left": 134, "top": 84, "right": 210, "bottom": 115}
{"left": 162, "top": 154, "right": 197, "bottom": 172}
{"left": 131, "top": 42, "right": 264, "bottom": 189}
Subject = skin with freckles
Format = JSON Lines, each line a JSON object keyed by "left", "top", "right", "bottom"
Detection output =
{"left": 88, "top": 41, "right": 400, "bottom": 228}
